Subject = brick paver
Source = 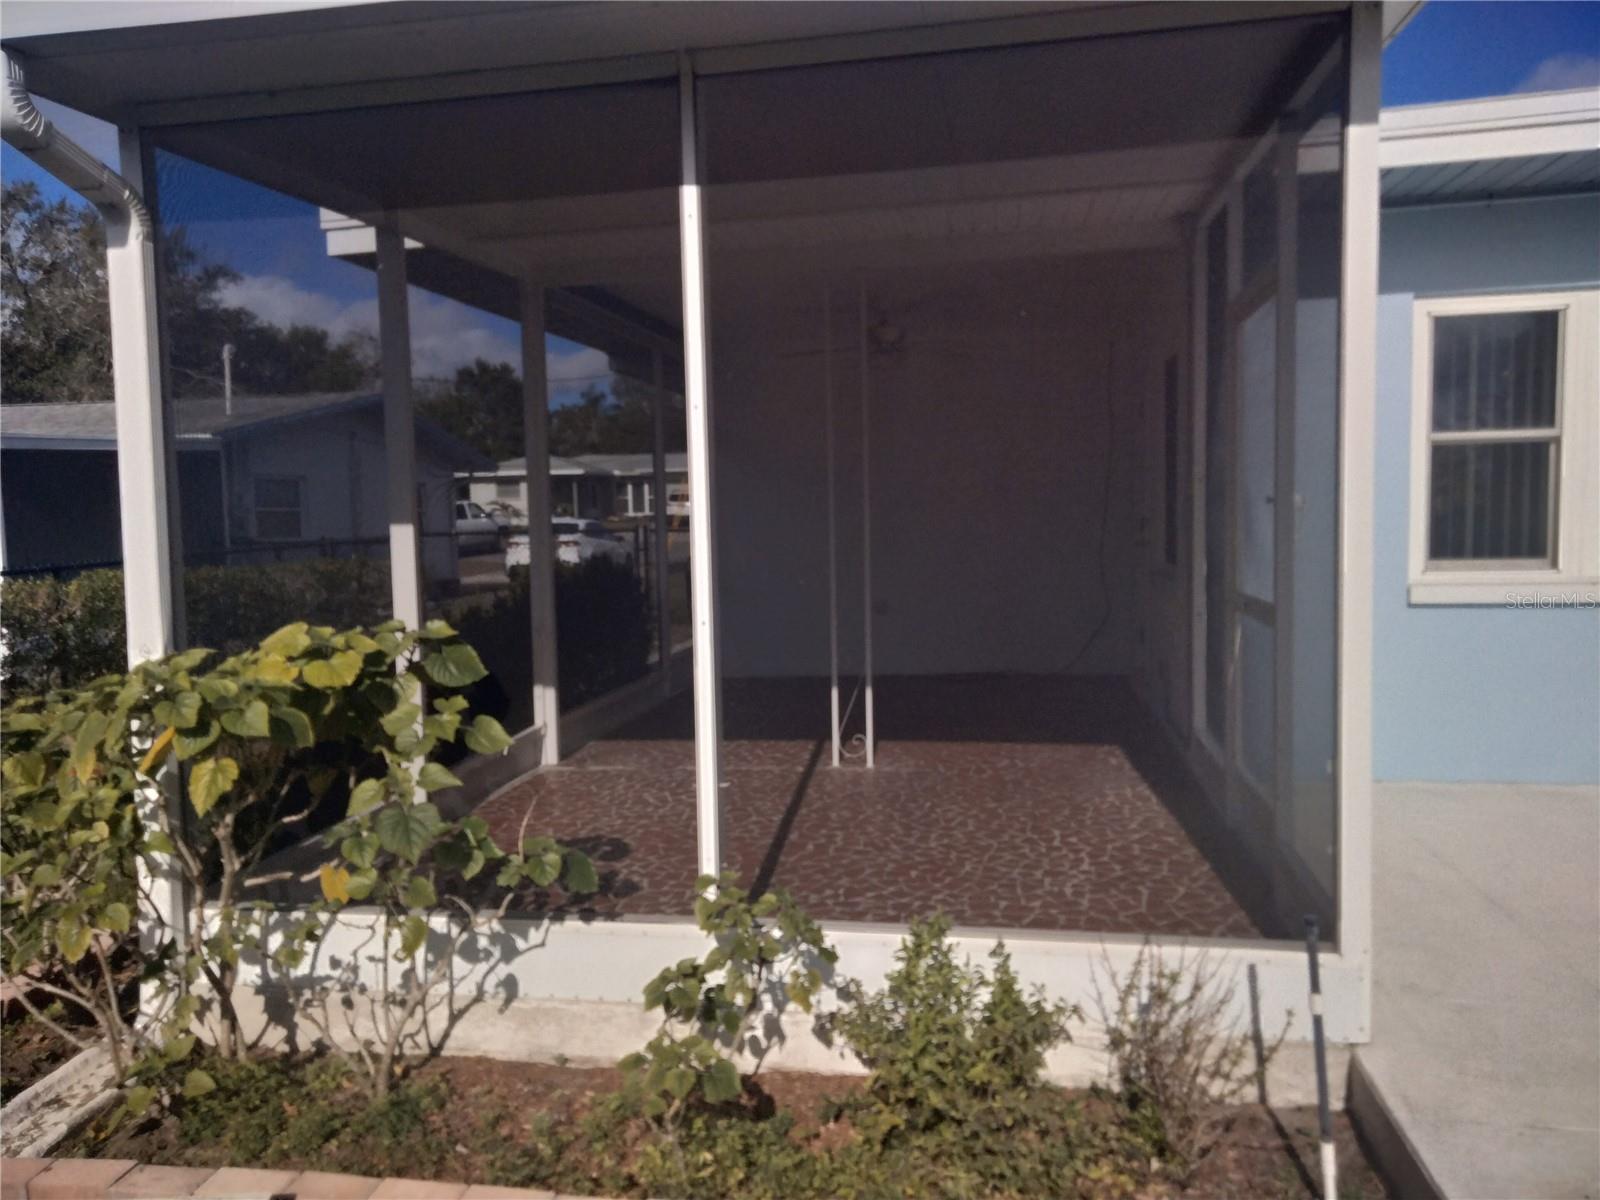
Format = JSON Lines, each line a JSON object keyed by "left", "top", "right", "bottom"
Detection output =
{"left": 475, "top": 675, "right": 1280, "bottom": 938}
{"left": 0, "top": 1159, "right": 52, "bottom": 1200}
{"left": 282, "top": 1171, "right": 381, "bottom": 1199}
{"left": 109, "top": 1165, "right": 216, "bottom": 1197}
{"left": 27, "top": 1159, "right": 136, "bottom": 1199}
{"left": 367, "top": 1179, "right": 468, "bottom": 1199}
{"left": 191, "top": 1167, "right": 299, "bottom": 1198}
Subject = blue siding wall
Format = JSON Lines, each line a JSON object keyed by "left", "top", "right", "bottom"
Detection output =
{"left": 1374, "top": 194, "right": 1600, "bottom": 784}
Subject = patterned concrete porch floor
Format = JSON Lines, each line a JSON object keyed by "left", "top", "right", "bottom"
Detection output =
{"left": 472, "top": 676, "right": 1280, "bottom": 939}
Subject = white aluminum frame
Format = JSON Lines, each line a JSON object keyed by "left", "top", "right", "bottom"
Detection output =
{"left": 678, "top": 57, "right": 725, "bottom": 879}
{"left": 1406, "top": 288, "right": 1600, "bottom": 605}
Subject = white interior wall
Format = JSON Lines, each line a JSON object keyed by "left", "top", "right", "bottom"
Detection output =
{"left": 711, "top": 250, "right": 1188, "bottom": 681}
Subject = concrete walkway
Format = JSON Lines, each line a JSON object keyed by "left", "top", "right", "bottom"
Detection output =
{"left": 1358, "top": 782, "right": 1600, "bottom": 1199}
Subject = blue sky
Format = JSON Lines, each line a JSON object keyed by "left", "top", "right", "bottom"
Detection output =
{"left": 4, "top": 1, "right": 1597, "bottom": 402}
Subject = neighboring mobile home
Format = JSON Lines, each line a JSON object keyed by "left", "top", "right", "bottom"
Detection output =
{"left": 1, "top": 3, "right": 1595, "bottom": 1194}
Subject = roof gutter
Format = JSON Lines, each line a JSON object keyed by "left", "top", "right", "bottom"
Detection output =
{"left": 1, "top": 49, "right": 177, "bottom": 665}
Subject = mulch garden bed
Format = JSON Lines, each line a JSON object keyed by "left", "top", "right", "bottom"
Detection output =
{"left": 55, "top": 1053, "right": 1391, "bottom": 1199}
{"left": 1, "top": 1004, "right": 94, "bottom": 1104}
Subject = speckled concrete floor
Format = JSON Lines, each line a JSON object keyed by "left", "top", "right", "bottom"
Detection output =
{"left": 472, "top": 676, "right": 1278, "bottom": 939}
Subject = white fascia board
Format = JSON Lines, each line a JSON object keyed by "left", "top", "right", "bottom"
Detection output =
{"left": 1380, "top": 88, "right": 1600, "bottom": 168}
{"left": 0, "top": 1, "right": 381, "bottom": 41}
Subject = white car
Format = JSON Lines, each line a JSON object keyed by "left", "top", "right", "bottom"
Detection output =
{"left": 504, "top": 519, "right": 634, "bottom": 569}
{"left": 453, "top": 500, "right": 503, "bottom": 554}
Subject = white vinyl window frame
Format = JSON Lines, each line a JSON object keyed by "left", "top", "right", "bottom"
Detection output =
{"left": 1408, "top": 289, "right": 1600, "bottom": 605}
{"left": 252, "top": 474, "right": 306, "bottom": 542}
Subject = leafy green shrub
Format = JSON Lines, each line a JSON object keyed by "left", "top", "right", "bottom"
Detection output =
{"left": 826, "top": 915, "right": 1086, "bottom": 1196}
{"left": 1, "top": 684, "right": 178, "bottom": 1077}
{"left": 622, "top": 873, "right": 836, "bottom": 1129}
{"left": 1, "top": 616, "right": 594, "bottom": 1111}
{"left": 0, "top": 569, "right": 128, "bottom": 695}
{"left": 0, "top": 558, "right": 392, "bottom": 695}
{"left": 1095, "top": 943, "right": 1290, "bottom": 1181}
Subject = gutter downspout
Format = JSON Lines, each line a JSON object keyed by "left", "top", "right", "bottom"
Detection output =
{"left": 2, "top": 50, "right": 176, "bottom": 667}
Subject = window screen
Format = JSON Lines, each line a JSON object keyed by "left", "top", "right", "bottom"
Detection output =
{"left": 1427, "top": 311, "right": 1560, "bottom": 562}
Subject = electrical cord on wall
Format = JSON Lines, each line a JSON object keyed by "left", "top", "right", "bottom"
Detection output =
{"left": 1062, "top": 334, "right": 1117, "bottom": 674}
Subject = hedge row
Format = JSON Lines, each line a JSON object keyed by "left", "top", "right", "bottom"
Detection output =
{"left": 0, "top": 557, "right": 651, "bottom": 721}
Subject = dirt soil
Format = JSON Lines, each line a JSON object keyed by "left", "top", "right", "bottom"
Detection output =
{"left": 1, "top": 1008, "right": 90, "bottom": 1104}
{"left": 62, "top": 1054, "right": 1389, "bottom": 1199}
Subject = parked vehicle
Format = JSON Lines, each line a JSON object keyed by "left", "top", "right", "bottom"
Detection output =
{"left": 504, "top": 519, "right": 634, "bottom": 570}
{"left": 453, "top": 500, "right": 503, "bottom": 554}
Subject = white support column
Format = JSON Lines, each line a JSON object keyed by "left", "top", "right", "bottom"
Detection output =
{"left": 859, "top": 282, "right": 876, "bottom": 769}
{"left": 651, "top": 349, "right": 673, "bottom": 694}
{"left": 679, "top": 57, "right": 724, "bottom": 879}
{"left": 520, "top": 281, "right": 561, "bottom": 764}
{"left": 824, "top": 286, "right": 841, "bottom": 768}
{"left": 1336, "top": 1, "right": 1382, "bottom": 1038}
{"left": 115, "top": 125, "right": 187, "bottom": 989}
{"left": 113, "top": 130, "right": 177, "bottom": 667}
{"left": 376, "top": 225, "right": 423, "bottom": 630}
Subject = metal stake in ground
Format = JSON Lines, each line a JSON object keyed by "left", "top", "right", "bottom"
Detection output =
{"left": 1305, "top": 915, "right": 1336, "bottom": 1200}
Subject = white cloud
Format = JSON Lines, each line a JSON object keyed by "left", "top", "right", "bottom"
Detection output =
{"left": 547, "top": 344, "right": 611, "bottom": 387}
{"left": 217, "top": 273, "right": 533, "bottom": 380}
{"left": 1514, "top": 53, "right": 1600, "bottom": 94}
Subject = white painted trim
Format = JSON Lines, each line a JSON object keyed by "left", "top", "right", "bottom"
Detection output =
{"left": 825, "top": 285, "right": 841, "bottom": 769}
{"left": 678, "top": 58, "right": 724, "bottom": 879}
{"left": 1406, "top": 288, "right": 1600, "bottom": 605}
{"left": 1379, "top": 87, "right": 1600, "bottom": 169}
{"left": 376, "top": 225, "right": 422, "bottom": 629}
{"left": 650, "top": 349, "right": 673, "bottom": 697}
{"left": 859, "top": 280, "right": 876, "bottom": 770}
{"left": 1335, "top": 1, "right": 1381, "bottom": 1036}
{"left": 519, "top": 281, "right": 561, "bottom": 764}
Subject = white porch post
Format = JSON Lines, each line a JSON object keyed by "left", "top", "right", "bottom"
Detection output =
{"left": 116, "top": 126, "right": 187, "bottom": 975}
{"left": 376, "top": 225, "right": 423, "bottom": 629}
{"left": 651, "top": 349, "right": 673, "bottom": 693}
{"left": 1336, "top": 1, "right": 1381, "bottom": 1037}
{"left": 520, "top": 281, "right": 561, "bottom": 765}
{"left": 679, "top": 57, "right": 725, "bottom": 880}
{"left": 112, "top": 130, "right": 177, "bottom": 667}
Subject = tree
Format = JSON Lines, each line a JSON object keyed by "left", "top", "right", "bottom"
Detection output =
{"left": 2, "top": 180, "right": 378, "bottom": 406}
{"left": 1, "top": 181, "right": 111, "bottom": 405}
{"left": 416, "top": 359, "right": 524, "bottom": 462}
{"left": 548, "top": 375, "right": 682, "bottom": 458}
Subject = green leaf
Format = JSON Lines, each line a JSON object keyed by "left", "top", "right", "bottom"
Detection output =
{"left": 187, "top": 756, "right": 239, "bottom": 817}
{"left": 397, "top": 914, "right": 428, "bottom": 959}
{"left": 124, "top": 1085, "right": 157, "bottom": 1116}
{"left": 340, "top": 832, "right": 380, "bottom": 870}
{"left": 182, "top": 1068, "right": 217, "bottom": 1098}
{"left": 420, "top": 642, "right": 487, "bottom": 688}
{"left": 57, "top": 919, "right": 92, "bottom": 964}
{"left": 462, "top": 714, "right": 515, "bottom": 755}
{"left": 417, "top": 762, "right": 462, "bottom": 793}
{"left": 703, "top": 1059, "right": 742, "bottom": 1104}
{"left": 165, "top": 1033, "right": 197, "bottom": 1062}
{"left": 152, "top": 691, "right": 202, "bottom": 731}
{"left": 69, "top": 711, "right": 107, "bottom": 781}
{"left": 347, "top": 778, "right": 385, "bottom": 818}
{"left": 402, "top": 875, "right": 437, "bottom": 908}
{"left": 102, "top": 902, "right": 132, "bottom": 933}
{"left": 173, "top": 719, "right": 221, "bottom": 761}
{"left": 417, "top": 619, "right": 459, "bottom": 640}
{"left": 259, "top": 623, "right": 312, "bottom": 657}
{"left": 270, "top": 705, "right": 315, "bottom": 748}
{"left": 345, "top": 868, "right": 378, "bottom": 901}
{"left": 374, "top": 802, "right": 442, "bottom": 863}
{"left": 219, "top": 699, "right": 271, "bottom": 739}
{"left": 248, "top": 654, "right": 299, "bottom": 685}
{"left": 562, "top": 851, "right": 599, "bottom": 895}
{"left": 380, "top": 703, "right": 422, "bottom": 738}
{"left": 302, "top": 650, "right": 364, "bottom": 689}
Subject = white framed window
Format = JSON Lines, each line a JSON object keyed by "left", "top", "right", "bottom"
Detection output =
{"left": 252, "top": 475, "right": 305, "bottom": 542}
{"left": 1409, "top": 289, "right": 1599, "bottom": 605}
